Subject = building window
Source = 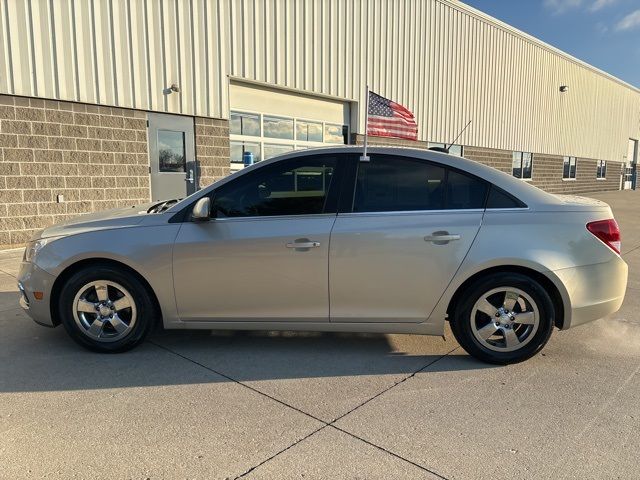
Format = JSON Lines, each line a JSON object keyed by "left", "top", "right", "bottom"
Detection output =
{"left": 230, "top": 112, "right": 260, "bottom": 136}
{"left": 563, "top": 156, "right": 577, "bottom": 180}
{"left": 157, "top": 130, "right": 186, "bottom": 172}
{"left": 597, "top": 160, "right": 607, "bottom": 179}
{"left": 324, "top": 124, "right": 347, "bottom": 144}
{"left": 428, "top": 142, "right": 464, "bottom": 157}
{"left": 231, "top": 141, "right": 261, "bottom": 164}
{"left": 263, "top": 116, "right": 294, "bottom": 140}
{"left": 512, "top": 152, "right": 533, "bottom": 180}
{"left": 264, "top": 143, "right": 294, "bottom": 160}
{"left": 296, "top": 121, "right": 323, "bottom": 142}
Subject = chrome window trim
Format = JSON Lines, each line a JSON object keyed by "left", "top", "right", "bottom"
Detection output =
{"left": 484, "top": 207, "right": 532, "bottom": 212}
{"left": 209, "top": 213, "right": 338, "bottom": 223}
{"left": 338, "top": 207, "right": 531, "bottom": 217}
{"left": 338, "top": 209, "right": 486, "bottom": 217}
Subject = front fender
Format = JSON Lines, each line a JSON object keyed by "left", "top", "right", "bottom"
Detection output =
{"left": 35, "top": 225, "right": 182, "bottom": 326}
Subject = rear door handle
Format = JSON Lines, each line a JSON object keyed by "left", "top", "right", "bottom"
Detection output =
{"left": 286, "top": 239, "right": 321, "bottom": 249}
{"left": 424, "top": 232, "right": 461, "bottom": 244}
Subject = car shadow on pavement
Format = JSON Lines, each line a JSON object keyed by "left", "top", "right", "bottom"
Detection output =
{"left": 0, "top": 291, "right": 496, "bottom": 393}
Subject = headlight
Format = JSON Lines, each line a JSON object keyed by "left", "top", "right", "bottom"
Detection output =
{"left": 23, "top": 237, "right": 61, "bottom": 263}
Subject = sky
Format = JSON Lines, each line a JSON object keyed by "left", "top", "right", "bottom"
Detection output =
{"left": 462, "top": 0, "right": 640, "bottom": 88}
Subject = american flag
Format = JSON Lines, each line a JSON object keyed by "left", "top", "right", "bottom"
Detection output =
{"left": 367, "top": 91, "right": 418, "bottom": 141}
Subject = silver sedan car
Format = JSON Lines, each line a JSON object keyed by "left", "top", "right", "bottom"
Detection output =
{"left": 18, "top": 147, "right": 627, "bottom": 364}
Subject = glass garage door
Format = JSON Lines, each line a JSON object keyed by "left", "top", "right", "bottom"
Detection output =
{"left": 229, "top": 83, "right": 350, "bottom": 171}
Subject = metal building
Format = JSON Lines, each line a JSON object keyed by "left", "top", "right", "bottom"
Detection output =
{"left": 0, "top": 0, "right": 639, "bottom": 247}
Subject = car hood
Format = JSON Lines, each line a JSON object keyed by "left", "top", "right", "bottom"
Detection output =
{"left": 35, "top": 201, "right": 161, "bottom": 240}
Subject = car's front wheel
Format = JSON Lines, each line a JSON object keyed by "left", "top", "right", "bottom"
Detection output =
{"left": 450, "top": 272, "right": 555, "bottom": 364}
{"left": 58, "top": 265, "right": 156, "bottom": 352}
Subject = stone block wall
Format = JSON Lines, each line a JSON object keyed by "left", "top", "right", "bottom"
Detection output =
{"left": 0, "top": 96, "right": 150, "bottom": 248}
{"left": 194, "top": 117, "right": 230, "bottom": 188}
{"left": 465, "top": 146, "right": 623, "bottom": 194}
{"left": 531, "top": 154, "right": 623, "bottom": 194}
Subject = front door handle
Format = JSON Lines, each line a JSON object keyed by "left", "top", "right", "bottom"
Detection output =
{"left": 424, "top": 231, "right": 461, "bottom": 245}
{"left": 286, "top": 239, "right": 321, "bottom": 249}
{"left": 185, "top": 169, "right": 195, "bottom": 184}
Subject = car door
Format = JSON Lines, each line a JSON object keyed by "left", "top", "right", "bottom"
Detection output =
{"left": 329, "top": 154, "right": 486, "bottom": 323}
{"left": 172, "top": 154, "right": 342, "bottom": 322}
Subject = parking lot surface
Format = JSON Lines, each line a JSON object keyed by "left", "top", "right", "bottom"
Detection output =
{"left": 1, "top": 190, "right": 638, "bottom": 479}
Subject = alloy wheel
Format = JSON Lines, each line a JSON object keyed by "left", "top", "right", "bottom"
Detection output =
{"left": 72, "top": 280, "right": 137, "bottom": 342}
{"left": 470, "top": 287, "right": 540, "bottom": 353}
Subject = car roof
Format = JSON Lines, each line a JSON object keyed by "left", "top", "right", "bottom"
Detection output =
{"left": 273, "top": 146, "right": 554, "bottom": 207}
{"left": 170, "top": 145, "right": 562, "bottom": 212}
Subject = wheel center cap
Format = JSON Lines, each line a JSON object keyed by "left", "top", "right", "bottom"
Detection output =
{"left": 99, "top": 305, "right": 111, "bottom": 317}
{"left": 499, "top": 314, "right": 512, "bottom": 325}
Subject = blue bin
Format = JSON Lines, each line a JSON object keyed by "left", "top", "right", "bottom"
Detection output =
{"left": 243, "top": 151, "right": 255, "bottom": 167}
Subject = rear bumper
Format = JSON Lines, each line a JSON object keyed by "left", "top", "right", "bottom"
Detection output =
{"left": 554, "top": 256, "right": 628, "bottom": 330}
{"left": 17, "top": 261, "right": 57, "bottom": 327}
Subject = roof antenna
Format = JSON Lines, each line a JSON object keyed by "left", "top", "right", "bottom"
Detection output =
{"left": 430, "top": 120, "right": 472, "bottom": 154}
{"left": 445, "top": 120, "right": 472, "bottom": 153}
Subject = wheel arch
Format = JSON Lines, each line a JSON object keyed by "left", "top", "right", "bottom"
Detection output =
{"left": 50, "top": 258, "right": 163, "bottom": 327}
{"left": 446, "top": 265, "right": 567, "bottom": 330}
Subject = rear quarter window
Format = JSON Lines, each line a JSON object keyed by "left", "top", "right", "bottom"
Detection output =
{"left": 445, "top": 170, "right": 488, "bottom": 209}
{"left": 486, "top": 186, "right": 527, "bottom": 209}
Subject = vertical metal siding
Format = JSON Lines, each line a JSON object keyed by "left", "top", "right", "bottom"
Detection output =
{"left": 0, "top": 0, "right": 638, "bottom": 161}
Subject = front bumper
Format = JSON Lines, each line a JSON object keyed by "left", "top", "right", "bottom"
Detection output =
{"left": 17, "top": 261, "right": 57, "bottom": 327}
{"left": 554, "top": 255, "right": 628, "bottom": 330}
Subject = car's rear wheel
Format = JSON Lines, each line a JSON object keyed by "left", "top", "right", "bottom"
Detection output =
{"left": 450, "top": 272, "right": 555, "bottom": 364}
{"left": 58, "top": 265, "right": 156, "bottom": 352}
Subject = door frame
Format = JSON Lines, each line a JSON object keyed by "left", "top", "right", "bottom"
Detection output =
{"left": 628, "top": 139, "right": 638, "bottom": 190}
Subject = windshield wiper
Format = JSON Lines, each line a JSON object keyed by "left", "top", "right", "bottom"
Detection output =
{"left": 147, "top": 199, "right": 179, "bottom": 214}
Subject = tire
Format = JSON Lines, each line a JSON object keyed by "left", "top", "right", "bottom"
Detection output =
{"left": 58, "top": 264, "right": 157, "bottom": 353}
{"left": 449, "top": 272, "right": 555, "bottom": 364}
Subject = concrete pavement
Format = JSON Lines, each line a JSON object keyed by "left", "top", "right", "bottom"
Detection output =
{"left": 0, "top": 190, "right": 638, "bottom": 479}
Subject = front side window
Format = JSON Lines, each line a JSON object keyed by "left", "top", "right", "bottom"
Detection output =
{"left": 563, "top": 157, "right": 577, "bottom": 179}
{"left": 213, "top": 156, "right": 337, "bottom": 218}
{"left": 597, "top": 160, "right": 607, "bottom": 179}
{"left": 512, "top": 152, "right": 533, "bottom": 180}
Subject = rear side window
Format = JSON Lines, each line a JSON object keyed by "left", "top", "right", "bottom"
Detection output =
{"left": 352, "top": 155, "right": 488, "bottom": 212}
{"left": 446, "top": 170, "right": 488, "bottom": 209}
{"left": 486, "top": 186, "right": 526, "bottom": 209}
{"left": 353, "top": 156, "right": 445, "bottom": 212}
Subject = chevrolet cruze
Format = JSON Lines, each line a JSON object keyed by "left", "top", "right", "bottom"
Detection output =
{"left": 18, "top": 147, "right": 628, "bottom": 364}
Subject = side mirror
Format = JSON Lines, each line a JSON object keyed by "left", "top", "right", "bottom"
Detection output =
{"left": 191, "top": 197, "right": 211, "bottom": 221}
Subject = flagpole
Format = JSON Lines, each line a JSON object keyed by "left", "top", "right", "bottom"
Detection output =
{"left": 360, "top": 85, "right": 370, "bottom": 162}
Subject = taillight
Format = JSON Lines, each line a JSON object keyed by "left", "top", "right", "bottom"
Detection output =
{"left": 586, "top": 219, "right": 621, "bottom": 254}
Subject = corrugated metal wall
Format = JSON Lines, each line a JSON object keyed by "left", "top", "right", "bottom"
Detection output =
{"left": 0, "top": 0, "right": 229, "bottom": 118}
{"left": 1, "top": 0, "right": 638, "bottom": 162}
